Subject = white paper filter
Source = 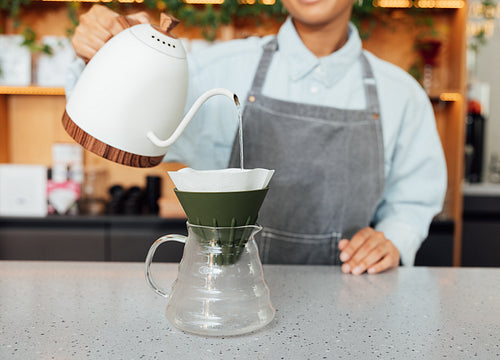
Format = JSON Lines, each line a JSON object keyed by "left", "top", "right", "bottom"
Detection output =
{"left": 168, "top": 168, "right": 274, "bottom": 192}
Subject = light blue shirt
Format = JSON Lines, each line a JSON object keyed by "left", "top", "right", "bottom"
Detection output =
{"left": 66, "top": 17, "right": 447, "bottom": 265}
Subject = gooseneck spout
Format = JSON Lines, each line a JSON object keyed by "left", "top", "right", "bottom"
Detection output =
{"left": 147, "top": 88, "right": 239, "bottom": 148}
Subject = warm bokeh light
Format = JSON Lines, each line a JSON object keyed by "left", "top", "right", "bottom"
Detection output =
{"left": 183, "top": 0, "right": 225, "bottom": 3}
{"left": 373, "top": 0, "right": 412, "bottom": 8}
{"left": 440, "top": 93, "right": 462, "bottom": 102}
{"left": 373, "top": 0, "right": 464, "bottom": 8}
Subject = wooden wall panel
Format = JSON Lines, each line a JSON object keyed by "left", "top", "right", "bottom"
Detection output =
{"left": 0, "top": 96, "right": 8, "bottom": 163}
{"left": 7, "top": 93, "right": 186, "bottom": 215}
{"left": 8, "top": 95, "right": 68, "bottom": 165}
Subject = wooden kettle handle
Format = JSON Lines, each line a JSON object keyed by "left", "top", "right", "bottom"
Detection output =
{"left": 116, "top": 15, "right": 142, "bottom": 30}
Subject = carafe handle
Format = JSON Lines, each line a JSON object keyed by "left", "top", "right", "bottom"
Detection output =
{"left": 145, "top": 234, "right": 186, "bottom": 298}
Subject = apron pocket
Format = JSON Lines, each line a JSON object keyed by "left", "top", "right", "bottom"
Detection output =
{"left": 257, "top": 227, "right": 341, "bottom": 265}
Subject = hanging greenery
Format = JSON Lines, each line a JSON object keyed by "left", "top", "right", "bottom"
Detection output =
{"left": 0, "top": 0, "right": 412, "bottom": 42}
{"left": 0, "top": 0, "right": 494, "bottom": 83}
{"left": 20, "top": 26, "right": 53, "bottom": 54}
{"left": 140, "top": 0, "right": 380, "bottom": 41}
{"left": 0, "top": 0, "right": 31, "bottom": 28}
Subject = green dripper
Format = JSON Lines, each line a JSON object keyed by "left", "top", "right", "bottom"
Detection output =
{"left": 174, "top": 187, "right": 269, "bottom": 265}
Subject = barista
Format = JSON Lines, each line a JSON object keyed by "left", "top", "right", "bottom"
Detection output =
{"left": 67, "top": 0, "right": 447, "bottom": 274}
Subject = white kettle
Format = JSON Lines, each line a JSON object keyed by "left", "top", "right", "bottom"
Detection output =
{"left": 63, "top": 14, "right": 238, "bottom": 168}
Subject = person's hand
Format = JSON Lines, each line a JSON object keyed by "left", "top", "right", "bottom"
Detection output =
{"left": 338, "top": 227, "right": 400, "bottom": 275}
{"left": 72, "top": 5, "right": 150, "bottom": 62}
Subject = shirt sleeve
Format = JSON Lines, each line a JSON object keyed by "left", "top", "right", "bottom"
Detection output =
{"left": 372, "top": 90, "right": 447, "bottom": 266}
{"left": 162, "top": 54, "right": 204, "bottom": 167}
{"left": 64, "top": 58, "right": 86, "bottom": 100}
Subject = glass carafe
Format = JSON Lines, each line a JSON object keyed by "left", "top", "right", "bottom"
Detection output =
{"left": 145, "top": 223, "right": 275, "bottom": 336}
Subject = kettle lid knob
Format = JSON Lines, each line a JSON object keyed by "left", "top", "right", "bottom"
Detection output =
{"left": 156, "top": 13, "right": 180, "bottom": 38}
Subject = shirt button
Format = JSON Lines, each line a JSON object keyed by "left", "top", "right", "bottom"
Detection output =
{"left": 310, "top": 86, "right": 318, "bottom": 94}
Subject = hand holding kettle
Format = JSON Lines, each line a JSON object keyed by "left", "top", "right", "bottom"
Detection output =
{"left": 72, "top": 5, "right": 150, "bottom": 62}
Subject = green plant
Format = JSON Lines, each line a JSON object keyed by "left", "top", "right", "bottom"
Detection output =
{"left": 21, "top": 26, "right": 53, "bottom": 55}
{"left": 0, "top": 0, "right": 31, "bottom": 28}
{"left": 1, "top": 1, "right": 54, "bottom": 56}
{"left": 140, "top": 0, "right": 287, "bottom": 41}
{"left": 142, "top": 0, "right": 381, "bottom": 41}
{"left": 66, "top": 2, "right": 80, "bottom": 37}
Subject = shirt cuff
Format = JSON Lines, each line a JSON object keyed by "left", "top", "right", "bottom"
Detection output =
{"left": 65, "top": 58, "right": 86, "bottom": 100}
{"left": 374, "top": 220, "right": 423, "bottom": 266}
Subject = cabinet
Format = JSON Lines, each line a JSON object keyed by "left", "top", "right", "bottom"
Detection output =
{"left": 0, "top": 216, "right": 186, "bottom": 261}
{"left": 0, "top": 2, "right": 466, "bottom": 264}
{"left": 461, "top": 184, "right": 500, "bottom": 267}
{"left": 415, "top": 220, "right": 454, "bottom": 266}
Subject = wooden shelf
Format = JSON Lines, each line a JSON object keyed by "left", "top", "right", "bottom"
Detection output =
{"left": 0, "top": 85, "right": 461, "bottom": 104}
{"left": 0, "top": 86, "right": 65, "bottom": 96}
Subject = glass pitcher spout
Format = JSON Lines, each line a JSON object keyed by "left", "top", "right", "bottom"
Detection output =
{"left": 146, "top": 88, "right": 239, "bottom": 148}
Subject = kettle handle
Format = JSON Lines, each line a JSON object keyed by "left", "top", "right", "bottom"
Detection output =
{"left": 145, "top": 234, "right": 186, "bottom": 298}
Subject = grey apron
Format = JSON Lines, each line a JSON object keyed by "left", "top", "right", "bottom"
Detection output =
{"left": 229, "top": 38, "right": 385, "bottom": 265}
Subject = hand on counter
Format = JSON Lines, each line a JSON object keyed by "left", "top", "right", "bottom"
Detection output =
{"left": 72, "top": 5, "right": 150, "bottom": 62}
{"left": 339, "top": 227, "right": 400, "bottom": 275}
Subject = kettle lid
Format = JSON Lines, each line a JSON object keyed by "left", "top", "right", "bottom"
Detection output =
{"left": 130, "top": 13, "right": 186, "bottom": 59}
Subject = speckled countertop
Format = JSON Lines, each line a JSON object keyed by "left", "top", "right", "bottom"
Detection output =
{"left": 0, "top": 261, "right": 498, "bottom": 360}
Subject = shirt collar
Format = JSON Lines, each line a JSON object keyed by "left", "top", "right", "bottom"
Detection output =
{"left": 276, "top": 17, "right": 362, "bottom": 88}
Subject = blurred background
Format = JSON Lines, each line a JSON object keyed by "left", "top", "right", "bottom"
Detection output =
{"left": 0, "top": 0, "right": 498, "bottom": 267}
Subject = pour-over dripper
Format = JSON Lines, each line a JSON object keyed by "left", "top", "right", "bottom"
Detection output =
{"left": 174, "top": 187, "right": 268, "bottom": 227}
{"left": 174, "top": 187, "right": 269, "bottom": 264}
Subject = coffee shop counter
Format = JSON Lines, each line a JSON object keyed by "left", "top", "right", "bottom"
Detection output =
{"left": 0, "top": 261, "right": 498, "bottom": 359}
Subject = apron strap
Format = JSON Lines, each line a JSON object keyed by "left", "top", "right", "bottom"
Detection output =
{"left": 360, "top": 53, "right": 381, "bottom": 116}
{"left": 248, "top": 38, "right": 278, "bottom": 97}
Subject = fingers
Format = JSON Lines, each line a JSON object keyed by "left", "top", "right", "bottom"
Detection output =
{"left": 339, "top": 227, "right": 373, "bottom": 263}
{"left": 367, "top": 255, "right": 395, "bottom": 274}
{"left": 72, "top": 5, "right": 127, "bottom": 61}
{"left": 350, "top": 240, "right": 388, "bottom": 275}
{"left": 339, "top": 228, "right": 400, "bottom": 275}
{"left": 71, "top": 26, "right": 108, "bottom": 61}
{"left": 72, "top": 6, "right": 152, "bottom": 62}
{"left": 338, "top": 239, "right": 349, "bottom": 251}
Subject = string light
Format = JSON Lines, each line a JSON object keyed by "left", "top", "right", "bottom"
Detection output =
{"left": 183, "top": 0, "right": 224, "bottom": 3}
{"left": 35, "top": 0, "right": 144, "bottom": 2}
{"left": 373, "top": 0, "right": 464, "bottom": 8}
{"left": 373, "top": 0, "right": 412, "bottom": 8}
{"left": 36, "top": 0, "right": 462, "bottom": 6}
